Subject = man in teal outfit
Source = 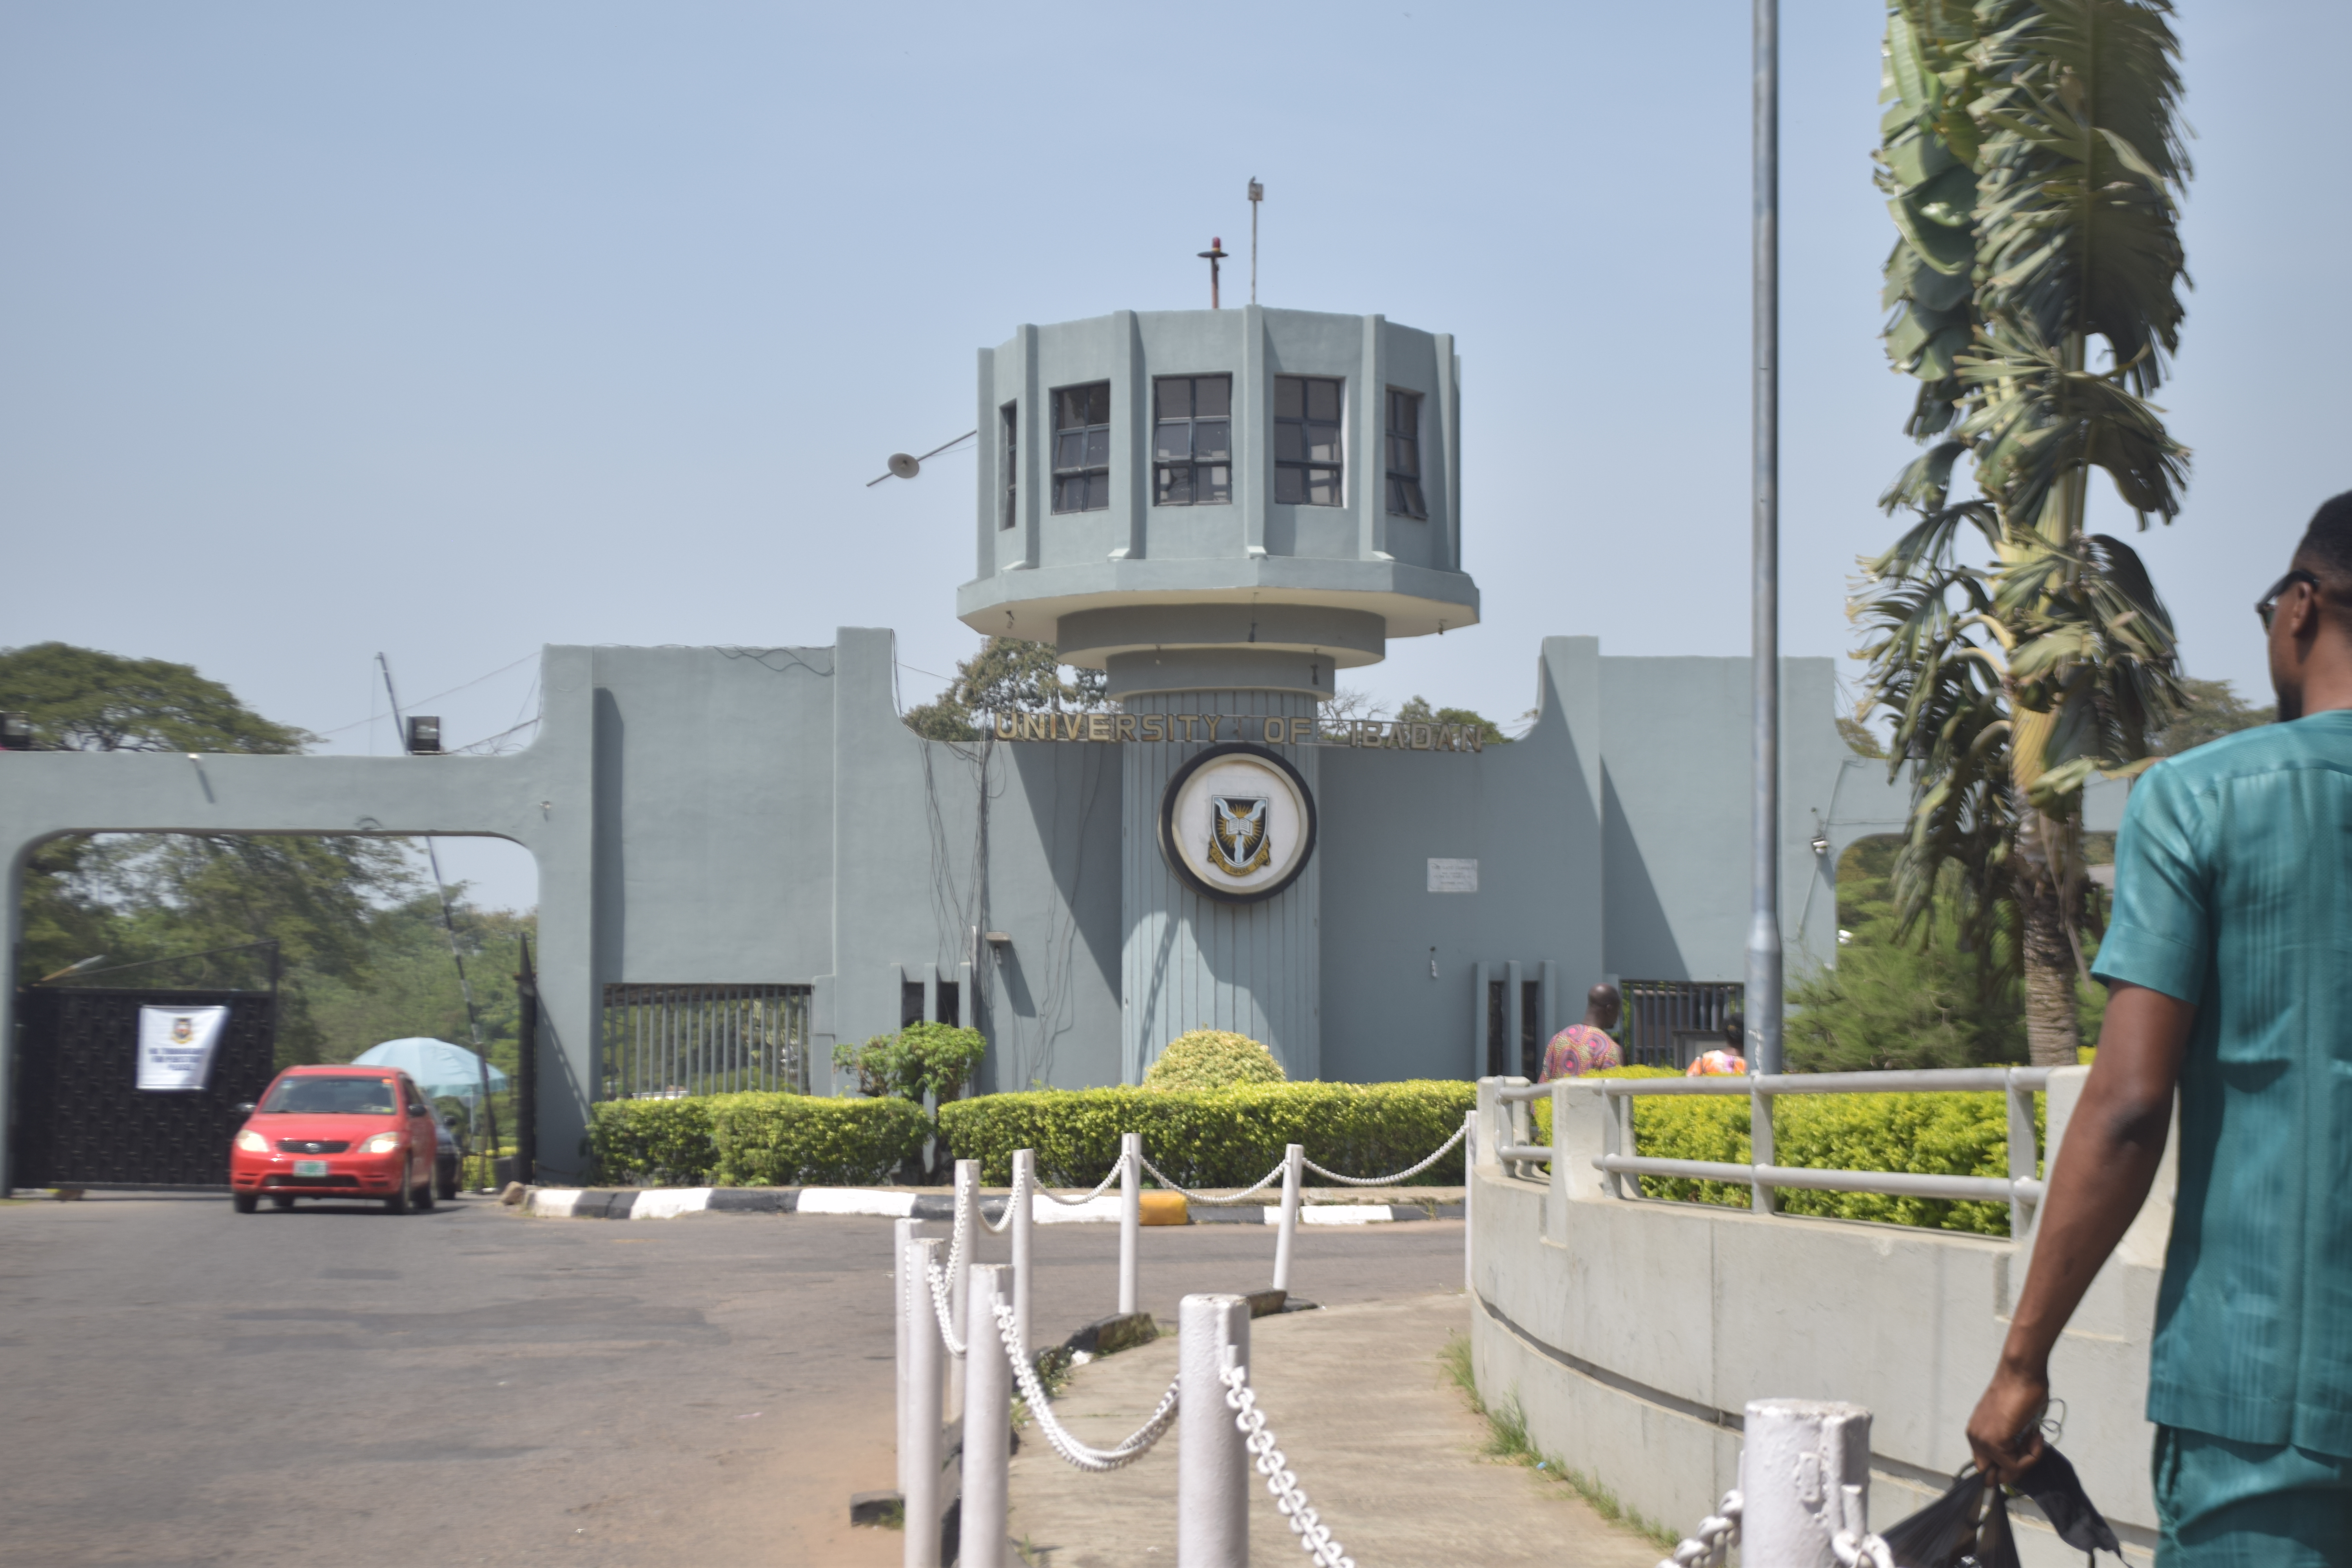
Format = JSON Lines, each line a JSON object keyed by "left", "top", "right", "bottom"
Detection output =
{"left": 1968, "top": 493, "right": 2352, "bottom": 1563}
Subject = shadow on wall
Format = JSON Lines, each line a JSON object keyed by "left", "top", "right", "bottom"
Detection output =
{"left": 1602, "top": 766, "right": 1687, "bottom": 982}
{"left": 1000, "top": 741, "right": 1121, "bottom": 1089}
{"left": 592, "top": 686, "right": 626, "bottom": 981}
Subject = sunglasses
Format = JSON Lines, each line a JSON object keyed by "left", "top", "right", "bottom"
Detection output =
{"left": 2258, "top": 569, "right": 2321, "bottom": 632}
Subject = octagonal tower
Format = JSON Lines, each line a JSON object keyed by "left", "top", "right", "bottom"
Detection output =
{"left": 959, "top": 306, "right": 1479, "bottom": 1080}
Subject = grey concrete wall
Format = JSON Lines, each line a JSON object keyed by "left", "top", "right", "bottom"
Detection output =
{"left": 2, "top": 626, "right": 1884, "bottom": 1187}
{"left": 1469, "top": 1069, "right": 2166, "bottom": 1565}
{"left": 1316, "top": 638, "right": 1606, "bottom": 1083}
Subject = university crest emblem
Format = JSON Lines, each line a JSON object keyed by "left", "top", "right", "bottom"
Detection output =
{"left": 170, "top": 1017, "right": 195, "bottom": 1045}
{"left": 1207, "top": 795, "right": 1272, "bottom": 877}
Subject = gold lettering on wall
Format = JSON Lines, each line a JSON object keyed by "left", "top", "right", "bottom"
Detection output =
{"left": 1141, "top": 714, "right": 1165, "bottom": 742}
{"left": 1116, "top": 715, "right": 1137, "bottom": 742}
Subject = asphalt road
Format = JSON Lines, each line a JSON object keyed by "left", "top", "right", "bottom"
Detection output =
{"left": 0, "top": 1192, "right": 1466, "bottom": 1568}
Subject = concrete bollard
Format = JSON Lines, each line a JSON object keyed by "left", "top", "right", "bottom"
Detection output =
{"left": 1462, "top": 1108, "right": 1476, "bottom": 1295}
{"left": 1118, "top": 1131, "right": 1142, "bottom": 1316}
{"left": 961, "top": 1263, "right": 1012, "bottom": 1568}
{"left": 894, "top": 1216, "right": 920, "bottom": 1495}
{"left": 1010, "top": 1148, "right": 1035, "bottom": 1356}
{"left": 1270, "top": 1143, "right": 1302, "bottom": 1294}
{"left": 903, "top": 1237, "right": 947, "bottom": 1568}
{"left": 1177, "top": 1293, "right": 1252, "bottom": 1568}
{"left": 1738, "top": 1398, "right": 1873, "bottom": 1568}
{"left": 949, "top": 1159, "right": 978, "bottom": 1420}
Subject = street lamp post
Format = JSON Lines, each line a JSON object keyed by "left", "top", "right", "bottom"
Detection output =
{"left": 1748, "top": 0, "right": 1783, "bottom": 1076}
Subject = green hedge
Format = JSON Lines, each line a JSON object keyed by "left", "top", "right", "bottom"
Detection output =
{"left": 1532, "top": 1067, "right": 2041, "bottom": 1236}
{"left": 590, "top": 1093, "right": 927, "bottom": 1186}
{"left": 939, "top": 1081, "right": 1476, "bottom": 1188}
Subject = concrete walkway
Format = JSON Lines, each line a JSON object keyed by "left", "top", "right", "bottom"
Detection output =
{"left": 1004, "top": 1292, "right": 1664, "bottom": 1568}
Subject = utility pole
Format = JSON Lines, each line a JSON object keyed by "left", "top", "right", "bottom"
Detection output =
{"left": 1198, "top": 236, "right": 1228, "bottom": 309}
{"left": 1747, "top": 0, "right": 1783, "bottom": 1076}
{"left": 1247, "top": 179, "right": 1263, "bottom": 304}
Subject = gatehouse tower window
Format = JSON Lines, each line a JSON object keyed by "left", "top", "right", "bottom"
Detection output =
{"left": 1385, "top": 388, "right": 1426, "bottom": 519}
{"left": 1051, "top": 381, "right": 1112, "bottom": 512}
{"left": 1273, "top": 374, "right": 1343, "bottom": 506}
{"left": 1152, "top": 374, "right": 1232, "bottom": 506}
{"left": 1000, "top": 402, "right": 1018, "bottom": 529}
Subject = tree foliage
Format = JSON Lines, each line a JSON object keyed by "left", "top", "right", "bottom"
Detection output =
{"left": 1395, "top": 696, "right": 1513, "bottom": 746}
{"left": 2150, "top": 676, "right": 2272, "bottom": 755}
{"left": 1856, "top": 0, "right": 2192, "bottom": 1062}
{"left": 902, "top": 637, "right": 1111, "bottom": 740}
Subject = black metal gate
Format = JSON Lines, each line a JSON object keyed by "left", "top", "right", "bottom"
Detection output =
{"left": 10, "top": 987, "right": 278, "bottom": 1189}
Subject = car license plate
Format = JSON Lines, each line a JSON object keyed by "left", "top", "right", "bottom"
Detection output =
{"left": 294, "top": 1160, "right": 329, "bottom": 1176}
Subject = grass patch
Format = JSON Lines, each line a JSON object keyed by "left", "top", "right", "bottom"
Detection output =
{"left": 1439, "top": 1332, "right": 1679, "bottom": 1552}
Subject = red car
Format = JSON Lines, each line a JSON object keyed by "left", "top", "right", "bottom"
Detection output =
{"left": 229, "top": 1065, "right": 441, "bottom": 1214}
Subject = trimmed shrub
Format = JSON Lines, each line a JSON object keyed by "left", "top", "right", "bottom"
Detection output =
{"left": 590, "top": 1093, "right": 926, "bottom": 1186}
{"left": 1143, "top": 1030, "right": 1286, "bottom": 1092}
{"left": 711, "top": 1094, "right": 929, "bottom": 1186}
{"left": 588, "top": 1096, "right": 717, "bottom": 1185}
{"left": 1531, "top": 1066, "right": 2041, "bottom": 1236}
{"left": 938, "top": 1080, "right": 1474, "bottom": 1188}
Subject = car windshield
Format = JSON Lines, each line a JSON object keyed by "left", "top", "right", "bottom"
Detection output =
{"left": 260, "top": 1076, "right": 399, "bottom": 1116}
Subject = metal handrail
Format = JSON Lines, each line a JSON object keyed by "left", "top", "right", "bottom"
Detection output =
{"left": 1589, "top": 1066, "right": 2052, "bottom": 1098}
{"left": 1595, "top": 1154, "right": 2044, "bottom": 1205}
{"left": 1494, "top": 1064, "right": 2053, "bottom": 1230}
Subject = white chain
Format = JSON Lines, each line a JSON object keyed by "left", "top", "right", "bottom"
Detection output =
{"left": 1036, "top": 1153, "right": 1130, "bottom": 1206}
{"left": 924, "top": 1257, "right": 967, "bottom": 1359}
{"left": 1220, "top": 1354, "right": 1353, "bottom": 1568}
{"left": 1829, "top": 1482, "right": 1896, "bottom": 1568}
{"left": 980, "top": 1160, "right": 1028, "bottom": 1235}
{"left": 991, "top": 1299, "right": 1180, "bottom": 1471}
{"left": 1299, "top": 1122, "right": 1468, "bottom": 1186}
{"left": 1138, "top": 1152, "right": 1289, "bottom": 1205}
{"left": 1656, "top": 1490, "right": 1741, "bottom": 1568}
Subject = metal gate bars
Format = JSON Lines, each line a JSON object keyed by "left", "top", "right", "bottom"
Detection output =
{"left": 599, "top": 983, "right": 812, "bottom": 1100}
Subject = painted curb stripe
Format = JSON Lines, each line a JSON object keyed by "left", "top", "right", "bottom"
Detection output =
{"left": 628, "top": 1187, "right": 715, "bottom": 1220}
{"left": 521, "top": 1187, "right": 1460, "bottom": 1223}
{"left": 794, "top": 1189, "right": 917, "bottom": 1218}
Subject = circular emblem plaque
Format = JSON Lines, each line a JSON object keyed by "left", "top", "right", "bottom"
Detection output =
{"left": 1157, "top": 742, "right": 1318, "bottom": 904}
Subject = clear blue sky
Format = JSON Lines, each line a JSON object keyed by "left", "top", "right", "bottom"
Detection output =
{"left": 5, "top": 3, "right": 2342, "bottom": 911}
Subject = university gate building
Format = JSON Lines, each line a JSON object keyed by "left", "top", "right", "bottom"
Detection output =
{"left": 2, "top": 306, "right": 1935, "bottom": 1183}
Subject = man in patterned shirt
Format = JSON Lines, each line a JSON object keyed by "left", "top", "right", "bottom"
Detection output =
{"left": 1539, "top": 984, "right": 1623, "bottom": 1081}
{"left": 1967, "top": 494, "right": 2352, "bottom": 1563}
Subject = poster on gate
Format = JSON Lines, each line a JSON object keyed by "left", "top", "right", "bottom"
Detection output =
{"left": 136, "top": 1005, "right": 231, "bottom": 1092}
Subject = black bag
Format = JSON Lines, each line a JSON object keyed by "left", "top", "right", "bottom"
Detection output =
{"left": 1880, "top": 1446, "right": 2122, "bottom": 1568}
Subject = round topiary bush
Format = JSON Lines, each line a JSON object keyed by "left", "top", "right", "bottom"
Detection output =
{"left": 1143, "top": 1030, "right": 1286, "bottom": 1092}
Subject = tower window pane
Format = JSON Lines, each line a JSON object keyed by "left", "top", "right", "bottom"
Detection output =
{"left": 1152, "top": 374, "right": 1232, "bottom": 507}
{"left": 1274, "top": 375, "right": 1343, "bottom": 507}
{"left": 1051, "top": 381, "right": 1112, "bottom": 513}
{"left": 1385, "top": 388, "right": 1426, "bottom": 519}
{"left": 1000, "top": 401, "right": 1018, "bottom": 529}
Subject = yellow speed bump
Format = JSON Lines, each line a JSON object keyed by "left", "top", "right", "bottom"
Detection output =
{"left": 1138, "top": 1191, "right": 1189, "bottom": 1226}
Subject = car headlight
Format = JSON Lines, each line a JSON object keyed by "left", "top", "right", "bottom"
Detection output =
{"left": 358, "top": 1132, "right": 405, "bottom": 1155}
{"left": 234, "top": 1129, "right": 272, "bottom": 1154}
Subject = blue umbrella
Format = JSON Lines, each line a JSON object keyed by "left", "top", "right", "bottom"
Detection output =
{"left": 351, "top": 1037, "right": 510, "bottom": 1102}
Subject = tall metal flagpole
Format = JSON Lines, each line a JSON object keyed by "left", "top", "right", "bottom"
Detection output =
{"left": 1747, "top": 0, "right": 1783, "bottom": 1074}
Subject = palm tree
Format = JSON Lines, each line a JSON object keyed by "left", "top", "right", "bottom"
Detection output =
{"left": 1855, "top": 0, "right": 2191, "bottom": 1064}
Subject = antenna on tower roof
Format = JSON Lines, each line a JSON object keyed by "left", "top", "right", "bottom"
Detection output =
{"left": 1248, "top": 178, "right": 1263, "bottom": 305}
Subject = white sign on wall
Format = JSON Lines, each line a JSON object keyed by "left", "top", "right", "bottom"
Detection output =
{"left": 1427, "top": 858, "right": 1479, "bottom": 893}
{"left": 136, "top": 1005, "right": 230, "bottom": 1092}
